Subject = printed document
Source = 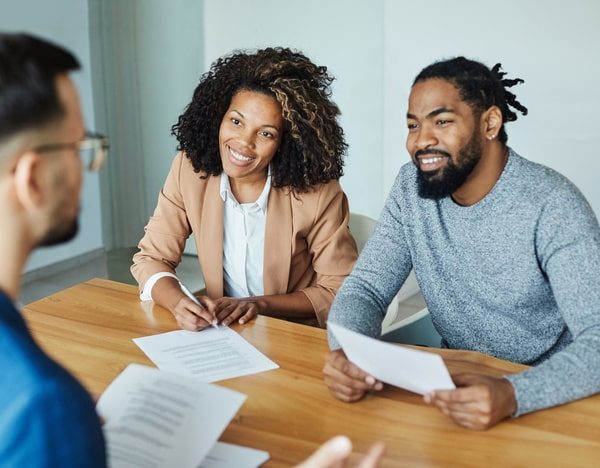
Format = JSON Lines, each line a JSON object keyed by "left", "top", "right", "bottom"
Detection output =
{"left": 328, "top": 322, "right": 455, "bottom": 394}
{"left": 133, "top": 327, "right": 278, "bottom": 382}
{"left": 97, "top": 364, "right": 246, "bottom": 468}
{"left": 199, "top": 442, "right": 270, "bottom": 468}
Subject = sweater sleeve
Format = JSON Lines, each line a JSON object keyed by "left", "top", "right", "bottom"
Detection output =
{"left": 328, "top": 173, "right": 413, "bottom": 348}
{"left": 505, "top": 181, "right": 600, "bottom": 415}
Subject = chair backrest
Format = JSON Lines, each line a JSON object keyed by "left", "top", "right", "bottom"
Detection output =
{"left": 348, "top": 213, "right": 435, "bottom": 344}
{"left": 349, "top": 212, "right": 419, "bottom": 300}
{"left": 348, "top": 213, "right": 377, "bottom": 253}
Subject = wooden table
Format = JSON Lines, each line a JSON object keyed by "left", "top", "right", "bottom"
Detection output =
{"left": 23, "top": 279, "right": 600, "bottom": 467}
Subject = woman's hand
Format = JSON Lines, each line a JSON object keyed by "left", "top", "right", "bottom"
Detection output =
{"left": 214, "top": 297, "right": 265, "bottom": 326}
{"left": 171, "top": 295, "right": 217, "bottom": 331}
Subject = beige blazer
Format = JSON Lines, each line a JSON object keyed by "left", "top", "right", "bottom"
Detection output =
{"left": 131, "top": 152, "right": 358, "bottom": 327}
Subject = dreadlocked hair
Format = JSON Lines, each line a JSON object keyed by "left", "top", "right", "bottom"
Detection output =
{"left": 413, "top": 56, "right": 528, "bottom": 144}
{"left": 171, "top": 47, "right": 347, "bottom": 192}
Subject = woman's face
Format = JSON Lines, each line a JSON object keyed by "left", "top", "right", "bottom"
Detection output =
{"left": 218, "top": 89, "right": 283, "bottom": 184}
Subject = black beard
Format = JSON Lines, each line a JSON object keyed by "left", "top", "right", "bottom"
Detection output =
{"left": 415, "top": 133, "right": 483, "bottom": 200}
{"left": 39, "top": 218, "right": 79, "bottom": 247}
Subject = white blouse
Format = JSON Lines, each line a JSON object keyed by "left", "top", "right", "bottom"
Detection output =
{"left": 140, "top": 170, "right": 271, "bottom": 301}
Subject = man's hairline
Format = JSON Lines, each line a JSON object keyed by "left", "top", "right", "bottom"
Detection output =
{"left": 409, "top": 77, "right": 502, "bottom": 130}
{"left": 0, "top": 74, "right": 70, "bottom": 168}
{"left": 0, "top": 118, "right": 67, "bottom": 171}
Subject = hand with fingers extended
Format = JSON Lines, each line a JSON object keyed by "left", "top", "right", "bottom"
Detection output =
{"left": 296, "top": 435, "right": 385, "bottom": 468}
{"left": 170, "top": 294, "right": 217, "bottom": 331}
{"left": 323, "top": 350, "right": 384, "bottom": 402}
{"left": 214, "top": 297, "right": 264, "bottom": 327}
{"left": 424, "top": 373, "right": 517, "bottom": 430}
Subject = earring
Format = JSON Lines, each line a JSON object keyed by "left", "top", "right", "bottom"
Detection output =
{"left": 487, "top": 134, "right": 495, "bottom": 141}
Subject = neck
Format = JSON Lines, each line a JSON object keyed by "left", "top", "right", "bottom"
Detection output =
{"left": 0, "top": 197, "right": 35, "bottom": 300}
{"left": 229, "top": 171, "right": 268, "bottom": 204}
{"left": 0, "top": 226, "right": 32, "bottom": 301}
{"left": 452, "top": 141, "right": 508, "bottom": 206}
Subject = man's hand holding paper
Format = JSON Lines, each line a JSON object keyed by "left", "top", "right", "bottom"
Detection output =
{"left": 327, "top": 322, "right": 455, "bottom": 396}
{"left": 424, "top": 373, "right": 517, "bottom": 430}
{"left": 323, "top": 349, "right": 384, "bottom": 402}
{"left": 326, "top": 323, "right": 519, "bottom": 431}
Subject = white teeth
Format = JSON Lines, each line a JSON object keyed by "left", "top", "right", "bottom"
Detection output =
{"left": 230, "top": 147, "right": 253, "bottom": 162}
{"left": 422, "top": 157, "right": 443, "bottom": 164}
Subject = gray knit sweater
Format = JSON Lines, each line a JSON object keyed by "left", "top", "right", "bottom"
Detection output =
{"left": 328, "top": 148, "right": 600, "bottom": 416}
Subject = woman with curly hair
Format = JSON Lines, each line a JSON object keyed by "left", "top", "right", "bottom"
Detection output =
{"left": 131, "top": 47, "right": 358, "bottom": 330}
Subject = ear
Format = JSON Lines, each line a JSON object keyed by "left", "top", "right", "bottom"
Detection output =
{"left": 482, "top": 106, "right": 503, "bottom": 141}
{"left": 13, "top": 151, "right": 45, "bottom": 211}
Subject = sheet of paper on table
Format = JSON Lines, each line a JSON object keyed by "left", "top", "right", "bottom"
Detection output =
{"left": 133, "top": 326, "right": 278, "bottom": 382}
{"left": 199, "top": 441, "right": 270, "bottom": 468}
{"left": 96, "top": 364, "right": 248, "bottom": 468}
{"left": 328, "top": 322, "right": 455, "bottom": 394}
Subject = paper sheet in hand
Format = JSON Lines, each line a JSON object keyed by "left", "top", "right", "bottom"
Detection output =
{"left": 328, "top": 322, "right": 455, "bottom": 394}
{"left": 198, "top": 442, "right": 270, "bottom": 468}
{"left": 96, "top": 364, "right": 246, "bottom": 468}
{"left": 133, "top": 327, "right": 278, "bottom": 382}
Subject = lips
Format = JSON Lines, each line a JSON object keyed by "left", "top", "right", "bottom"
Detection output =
{"left": 417, "top": 154, "right": 449, "bottom": 172}
{"left": 227, "top": 145, "right": 255, "bottom": 167}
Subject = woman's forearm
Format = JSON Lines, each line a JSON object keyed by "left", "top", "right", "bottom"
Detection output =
{"left": 151, "top": 277, "right": 186, "bottom": 312}
{"left": 253, "top": 291, "right": 315, "bottom": 319}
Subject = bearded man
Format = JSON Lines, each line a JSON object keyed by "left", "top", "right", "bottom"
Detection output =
{"left": 324, "top": 56, "right": 600, "bottom": 430}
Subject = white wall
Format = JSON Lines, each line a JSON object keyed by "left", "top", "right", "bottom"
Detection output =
{"left": 384, "top": 0, "right": 600, "bottom": 216}
{"left": 12, "top": 0, "right": 595, "bottom": 272}
{"left": 134, "top": 0, "right": 204, "bottom": 220}
{"left": 203, "top": 0, "right": 385, "bottom": 219}
{"left": 87, "top": 0, "right": 204, "bottom": 250}
{"left": 0, "top": 0, "right": 104, "bottom": 271}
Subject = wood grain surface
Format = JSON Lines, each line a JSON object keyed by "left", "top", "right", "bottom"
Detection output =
{"left": 22, "top": 279, "right": 600, "bottom": 467}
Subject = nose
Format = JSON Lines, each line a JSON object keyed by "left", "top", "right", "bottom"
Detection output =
{"left": 410, "top": 123, "right": 438, "bottom": 153}
{"left": 239, "top": 127, "right": 256, "bottom": 149}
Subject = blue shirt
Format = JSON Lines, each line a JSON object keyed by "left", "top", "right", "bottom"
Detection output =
{"left": 0, "top": 292, "right": 106, "bottom": 466}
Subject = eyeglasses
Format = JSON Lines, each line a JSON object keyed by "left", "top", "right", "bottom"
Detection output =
{"left": 33, "top": 131, "right": 110, "bottom": 172}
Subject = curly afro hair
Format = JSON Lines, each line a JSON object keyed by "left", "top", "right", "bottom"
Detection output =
{"left": 171, "top": 47, "right": 347, "bottom": 192}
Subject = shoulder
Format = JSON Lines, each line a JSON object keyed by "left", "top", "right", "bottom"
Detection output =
{"left": 271, "top": 180, "right": 348, "bottom": 228}
{"left": 382, "top": 161, "right": 419, "bottom": 207}
{"left": 0, "top": 318, "right": 95, "bottom": 419}
{"left": 0, "top": 330, "right": 93, "bottom": 414}
{"left": 391, "top": 161, "right": 419, "bottom": 194}
{"left": 175, "top": 151, "right": 214, "bottom": 184}
{"left": 0, "top": 357, "right": 105, "bottom": 464}
{"left": 509, "top": 150, "right": 591, "bottom": 212}
{"left": 273, "top": 179, "right": 345, "bottom": 205}
{"left": 398, "top": 160, "right": 418, "bottom": 180}
{"left": 165, "top": 151, "right": 220, "bottom": 199}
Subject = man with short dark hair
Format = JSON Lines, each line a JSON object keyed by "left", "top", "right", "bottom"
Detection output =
{"left": 0, "top": 33, "right": 108, "bottom": 464}
{"left": 0, "top": 32, "right": 383, "bottom": 468}
{"left": 324, "top": 56, "right": 600, "bottom": 430}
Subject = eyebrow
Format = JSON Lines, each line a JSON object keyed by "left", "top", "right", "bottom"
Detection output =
{"left": 406, "top": 107, "right": 456, "bottom": 120}
{"left": 230, "top": 109, "right": 281, "bottom": 131}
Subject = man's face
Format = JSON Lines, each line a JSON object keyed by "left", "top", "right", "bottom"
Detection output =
{"left": 38, "top": 75, "right": 84, "bottom": 246}
{"left": 406, "top": 78, "right": 484, "bottom": 199}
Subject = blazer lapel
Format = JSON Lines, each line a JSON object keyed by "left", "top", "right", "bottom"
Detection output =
{"left": 263, "top": 187, "right": 292, "bottom": 295}
{"left": 197, "top": 176, "right": 224, "bottom": 298}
